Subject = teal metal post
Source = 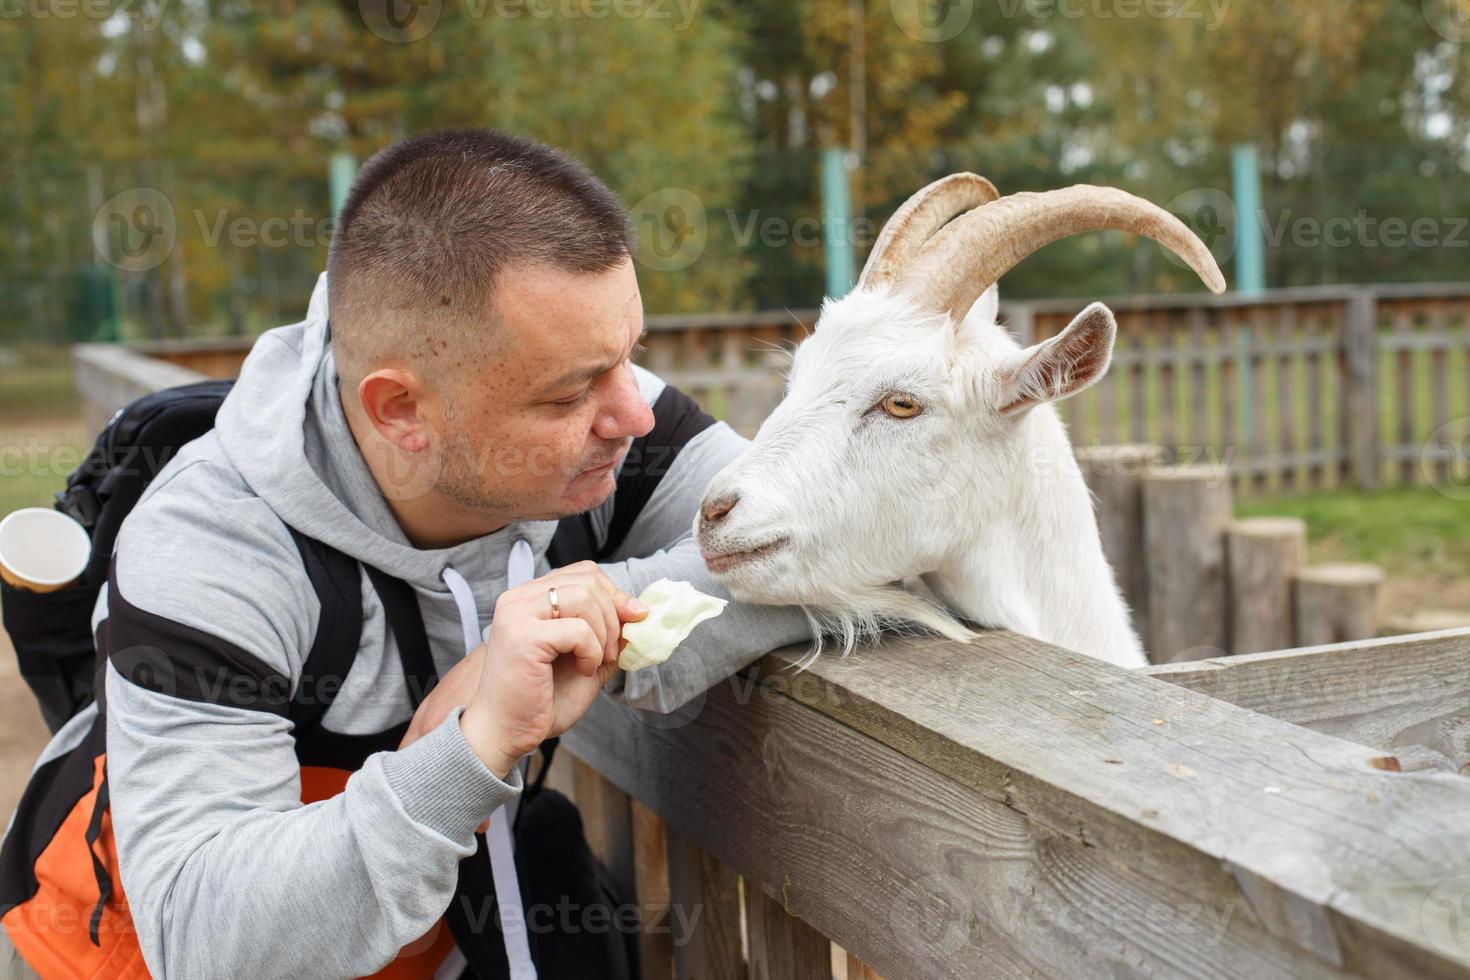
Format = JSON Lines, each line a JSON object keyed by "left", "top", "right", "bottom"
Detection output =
{"left": 822, "top": 147, "right": 855, "bottom": 299}
{"left": 1230, "top": 143, "right": 1265, "bottom": 296}
{"left": 1231, "top": 143, "right": 1265, "bottom": 458}
{"left": 330, "top": 152, "right": 358, "bottom": 222}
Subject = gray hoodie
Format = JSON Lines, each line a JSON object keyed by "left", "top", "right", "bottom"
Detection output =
{"left": 84, "top": 273, "right": 810, "bottom": 978}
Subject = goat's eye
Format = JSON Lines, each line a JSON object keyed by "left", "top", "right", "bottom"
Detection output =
{"left": 879, "top": 394, "right": 923, "bottom": 419}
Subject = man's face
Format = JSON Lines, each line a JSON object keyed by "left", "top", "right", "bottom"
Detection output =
{"left": 432, "top": 256, "right": 654, "bottom": 521}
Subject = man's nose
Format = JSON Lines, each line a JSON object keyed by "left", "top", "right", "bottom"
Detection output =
{"left": 593, "top": 366, "right": 655, "bottom": 440}
{"left": 700, "top": 493, "right": 739, "bottom": 527}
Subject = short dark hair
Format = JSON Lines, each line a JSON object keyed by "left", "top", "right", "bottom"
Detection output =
{"left": 327, "top": 128, "right": 634, "bottom": 385}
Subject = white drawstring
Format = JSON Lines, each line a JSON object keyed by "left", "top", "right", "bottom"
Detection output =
{"left": 440, "top": 538, "right": 538, "bottom": 980}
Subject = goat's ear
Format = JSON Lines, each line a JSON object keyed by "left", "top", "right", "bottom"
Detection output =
{"left": 995, "top": 302, "right": 1116, "bottom": 417}
{"left": 967, "top": 284, "right": 999, "bottom": 326}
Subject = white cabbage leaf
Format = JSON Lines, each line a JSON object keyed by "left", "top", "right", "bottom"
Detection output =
{"left": 618, "top": 578, "right": 728, "bottom": 671}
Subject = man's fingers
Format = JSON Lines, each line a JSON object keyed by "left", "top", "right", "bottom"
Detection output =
{"left": 539, "top": 572, "right": 621, "bottom": 663}
{"left": 533, "top": 618, "right": 603, "bottom": 676}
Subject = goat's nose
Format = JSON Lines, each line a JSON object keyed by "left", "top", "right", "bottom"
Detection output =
{"left": 701, "top": 494, "right": 739, "bottom": 526}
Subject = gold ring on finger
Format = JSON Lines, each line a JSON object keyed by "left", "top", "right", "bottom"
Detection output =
{"left": 547, "top": 586, "right": 561, "bottom": 620}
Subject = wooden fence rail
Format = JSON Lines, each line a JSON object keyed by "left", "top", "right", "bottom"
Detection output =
{"left": 560, "top": 631, "right": 1470, "bottom": 980}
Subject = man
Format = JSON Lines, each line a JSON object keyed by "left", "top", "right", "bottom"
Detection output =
{"left": 0, "top": 128, "right": 809, "bottom": 978}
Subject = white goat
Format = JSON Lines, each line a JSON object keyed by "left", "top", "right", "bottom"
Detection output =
{"left": 694, "top": 176, "right": 1225, "bottom": 668}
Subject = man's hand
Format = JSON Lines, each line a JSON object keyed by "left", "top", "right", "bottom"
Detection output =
{"left": 399, "top": 561, "right": 646, "bottom": 777}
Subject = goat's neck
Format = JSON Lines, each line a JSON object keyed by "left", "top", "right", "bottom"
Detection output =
{"left": 923, "top": 410, "right": 1146, "bottom": 668}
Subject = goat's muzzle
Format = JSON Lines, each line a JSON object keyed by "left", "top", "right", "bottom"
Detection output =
{"left": 700, "top": 493, "right": 739, "bottom": 528}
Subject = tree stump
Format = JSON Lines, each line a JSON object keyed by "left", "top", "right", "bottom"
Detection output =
{"left": 1293, "top": 563, "right": 1385, "bottom": 647}
{"left": 1142, "top": 464, "right": 1233, "bottom": 663}
{"left": 1227, "top": 517, "right": 1307, "bottom": 654}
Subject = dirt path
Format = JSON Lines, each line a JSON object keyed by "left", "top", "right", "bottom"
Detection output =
{"left": 0, "top": 626, "right": 53, "bottom": 825}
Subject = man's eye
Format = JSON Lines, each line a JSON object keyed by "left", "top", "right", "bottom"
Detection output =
{"left": 552, "top": 390, "right": 590, "bottom": 407}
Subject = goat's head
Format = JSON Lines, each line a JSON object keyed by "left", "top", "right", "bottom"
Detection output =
{"left": 695, "top": 176, "right": 1225, "bottom": 643}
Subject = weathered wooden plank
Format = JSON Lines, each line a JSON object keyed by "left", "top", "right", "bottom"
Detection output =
{"left": 667, "top": 827, "right": 747, "bottom": 980}
{"left": 1098, "top": 365, "right": 1117, "bottom": 445}
{"left": 745, "top": 883, "right": 829, "bottom": 980}
{"left": 1429, "top": 309, "right": 1452, "bottom": 486}
{"left": 1142, "top": 465, "right": 1233, "bottom": 662}
{"left": 845, "top": 951, "right": 883, "bottom": 980}
{"left": 1188, "top": 309, "right": 1209, "bottom": 455}
{"left": 1128, "top": 317, "right": 1148, "bottom": 444}
{"left": 1160, "top": 313, "right": 1178, "bottom": 452}
{"left": 564, "top": 631, "right": 1470, "bottom": 980}
{"left": 540, "top": 742, "right": 579, "bottom": 806}
{"left": 1144, "top": 627, "right": 1470, "bottom": 775}
{"left": 633, "top": 799, "right": 677, "bottom": 980}
{"left": 1304, "top": 312, "right": 1326, "bottom": 489}
{"left": 1227, "top": 517, "right": 1307, "bottom": 655}
{"left": 1220, "top": 325, "right": 1238, "bottom": 480}
{"left": 1248, "top": 309, "right": 1270, "bottom": 493}
{"left": 1276, "top": 307, "right": 1297, "bottom": 491}
{"left": 73, "top": 343, "right": 209, "bottom": 433}
{"left": 1397, "top": 310, "right": 1417, "bottom": 484}
{"left": 1343, "top": 293, "right": 1379, "bottom": 490}
{"left": 573, "top": 755, "right": 637, "bottom": 909}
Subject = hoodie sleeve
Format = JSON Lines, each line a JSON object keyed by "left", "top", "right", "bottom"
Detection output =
{"left": 104, "top": 459, "right": 521, "bottom": 980}
{"left": 596, "top": 378, "right": 812, "bottom": 714}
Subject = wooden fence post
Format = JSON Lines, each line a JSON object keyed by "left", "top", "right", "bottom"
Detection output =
{"left": 1226, "top": 517, "right": 1307, "bottom": 654}
{"left": 1142, "top": 464, "right": 1233, "bottom": 663}
{"left": 1344, "top": 290, "right": 1380, "bottom": 490}
{"left": 632, "top": 800, "right": 676, "bottom": 980}
{"left": 666, "top": 828, "right": 747, "bottom": 980}
{"left": 1294, "top": 563, "right": 1385, "bottom": 646}
{"left": 745, "top": 886, "right": 829, "bottom": 980}
{"left": 1075, "top": 444, "right": 1163, "bottom": 647}
{"left": 572, "top": 756, "right": 637, "bottom": 910}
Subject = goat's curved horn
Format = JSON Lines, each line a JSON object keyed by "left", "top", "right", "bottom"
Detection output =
{"left": 858, "top": 173, "right": 1000, "bottom": 289}
{"left": 903, "top": 184, "right": 1227, "bottom": 320}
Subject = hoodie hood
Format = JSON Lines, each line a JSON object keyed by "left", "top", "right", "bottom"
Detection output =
{"left": 215, "top": 272, "right": 559, "bottom": 593}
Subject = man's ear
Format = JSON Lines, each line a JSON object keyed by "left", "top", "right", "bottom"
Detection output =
{"left": 995, "top": 302, "right": 1116, "bottom": 417}
{"left": 357, "top": 369, "right": 432, "bottom": 453}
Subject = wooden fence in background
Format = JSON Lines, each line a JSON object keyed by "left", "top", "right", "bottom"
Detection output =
{"left": 108, "top": 282, "right": 1470, "bottom": 495}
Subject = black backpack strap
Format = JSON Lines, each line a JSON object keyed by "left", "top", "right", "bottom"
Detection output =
{"left": 362, "top": 565, "right": 440, "bottom": 709}
{"left": 286, "top": 528, "right": 364, "bottom": 733}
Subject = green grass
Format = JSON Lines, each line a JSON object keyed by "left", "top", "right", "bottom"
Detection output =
{"left": 1237, "top": 485, "right": 1470, "bottom": 582}
{"left": 0, "top": 348, "right": 85, "bottom": 515}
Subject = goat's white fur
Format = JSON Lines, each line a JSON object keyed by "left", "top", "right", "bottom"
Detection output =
{"left": 696, "top": 283, "right": 1147, "bottom": 669}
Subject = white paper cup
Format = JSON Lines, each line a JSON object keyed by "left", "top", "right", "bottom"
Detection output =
{"left": 0, "top": 508, "right": 92, "bottom": 593}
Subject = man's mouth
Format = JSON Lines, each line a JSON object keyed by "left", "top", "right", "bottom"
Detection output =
{"left": 700, "top": 537, "right": 789, "bottom": 574}
{"left": 580, "top": 445, "right": 628, "bottom": 476}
